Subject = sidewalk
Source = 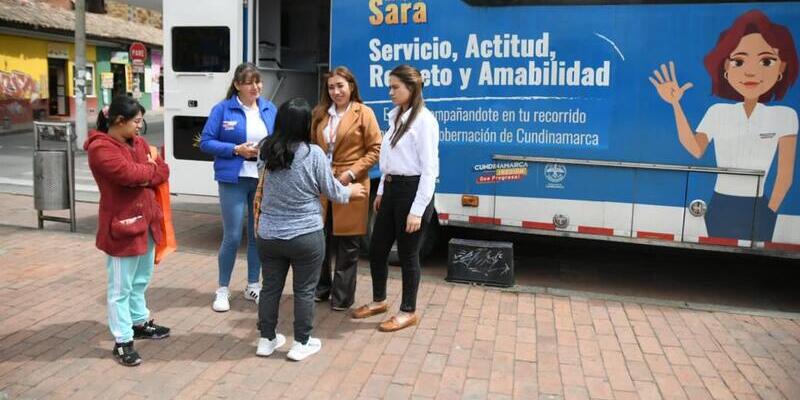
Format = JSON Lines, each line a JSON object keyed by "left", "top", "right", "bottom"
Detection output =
{"left": 0, "top": 108, "right": 164, "bottom": 137}
{"left": 1, "top": 192, "right": 799, "bottom": 400}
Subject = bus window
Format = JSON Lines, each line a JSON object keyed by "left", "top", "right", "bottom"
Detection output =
{"left": 171, "top": 27, "right": 230, "bottom": 73}
{"left": 173, "top": 116, "right": 214, "bottom": 162}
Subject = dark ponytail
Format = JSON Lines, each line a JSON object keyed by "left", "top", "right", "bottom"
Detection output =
{"left": 96, "top": 95, "right": 145, "bottom": 133}
{"left": 260, "top": 98, "right": 312, "bottom": 171}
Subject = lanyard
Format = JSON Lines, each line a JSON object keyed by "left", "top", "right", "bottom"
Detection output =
{"left": 327, "top": 114, "right": 338, "bottom": 145}
{"left": 326, "top": 109, "right": 346, "bottom": 163}
{"left": 326, "top": 115, "right": 337, "bottom": 164}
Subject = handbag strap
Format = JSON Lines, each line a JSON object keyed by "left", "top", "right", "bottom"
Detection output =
{"left": 253, "top": 162, "right": 268, "bottom": 235}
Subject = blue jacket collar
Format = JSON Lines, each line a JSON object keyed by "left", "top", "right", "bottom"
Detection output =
{"left": 224, "top": 95, "right": 272, "bottom": 112}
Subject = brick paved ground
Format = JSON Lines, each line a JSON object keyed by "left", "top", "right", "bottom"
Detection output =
{"left": 1, "top": 192, "right": 800, "bottom": 399}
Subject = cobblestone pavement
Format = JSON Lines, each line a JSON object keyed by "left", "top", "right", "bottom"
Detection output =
{"left": 0, "top": 191, "right": 799, "bottom": 400}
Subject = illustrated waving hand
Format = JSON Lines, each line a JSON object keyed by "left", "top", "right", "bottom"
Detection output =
{"left": 649, "top": 61, "right": 694, "bottom": 105}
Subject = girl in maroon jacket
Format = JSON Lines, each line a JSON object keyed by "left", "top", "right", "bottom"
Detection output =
{"left": 84, "top": 96, "right": 170, "bottom": 366}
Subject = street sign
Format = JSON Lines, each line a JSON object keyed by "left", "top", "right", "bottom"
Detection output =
{"left": 130, "top": 42, "right": 147, "bottom": 66}
{"left": 101, "top": 72, "right": 114, "bottom": 89}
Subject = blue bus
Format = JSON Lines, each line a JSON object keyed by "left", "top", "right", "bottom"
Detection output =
{"left": 165, "top": 0, "right": 800, "bottom": 257}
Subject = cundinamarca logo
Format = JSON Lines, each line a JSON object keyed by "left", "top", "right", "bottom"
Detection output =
{"left": 369, "top": 0, "right": 428, "bottom": 26}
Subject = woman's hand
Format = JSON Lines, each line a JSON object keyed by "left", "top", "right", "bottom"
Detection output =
{"left": 118, "top": 215, "right": 143, "bottom": 225}
{"left": 768, "top": 199, "right": 779, "bottom": 213}
{"left": 337, "top": 171, "right": 352, "bottom": 186}
{"left": 405, "top": 214, "right": 422, "bottom": 233}
{"left": 235, "top": 142, "right": 259, "bottom": 159}
{"left": 349, "top": 183, "right": 367, "bottom": 200}
{"left": 373, "top": 195, "right": 382, "bottom": 213}
{"left": 649, "top": 61, "right": 694, "bottom": 106}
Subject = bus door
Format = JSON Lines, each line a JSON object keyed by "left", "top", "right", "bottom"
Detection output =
{"left": 164, "top": 0, "right": 243, "bottom": 195}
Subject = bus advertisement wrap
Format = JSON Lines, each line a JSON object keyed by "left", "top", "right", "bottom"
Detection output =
{"left": 331, "top": 1, "right": 800, "bottom": 249}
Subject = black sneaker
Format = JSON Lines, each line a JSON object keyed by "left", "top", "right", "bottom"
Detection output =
{"left": 133, "top": 319, "right": 170, "bottom": 340}
{"left": 112, "top": 341, "right": 141, "bottom": 366}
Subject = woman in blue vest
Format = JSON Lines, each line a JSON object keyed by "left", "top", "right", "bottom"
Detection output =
{"left": 200, "top": 63, "right": 277, "bottom": 312}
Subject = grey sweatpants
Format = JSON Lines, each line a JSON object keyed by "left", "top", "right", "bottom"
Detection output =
{"left": 257, "top": 229, "right": 324, "bottom": 344}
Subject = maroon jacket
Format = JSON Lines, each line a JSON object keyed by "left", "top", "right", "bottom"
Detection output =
{"left": 84, "top": 130, "right": 170, "bottom": 257}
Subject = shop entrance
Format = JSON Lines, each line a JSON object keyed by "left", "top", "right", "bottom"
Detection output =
{"left": 47, "top": 58, "right": 68, "bottom": 116}
{"left": 110, "top": 63, "right": 127, "bottom": 99}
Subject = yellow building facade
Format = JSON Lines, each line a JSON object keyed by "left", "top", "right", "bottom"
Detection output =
{"left": 0, "top": 34, "right": 97, "bottom": 125}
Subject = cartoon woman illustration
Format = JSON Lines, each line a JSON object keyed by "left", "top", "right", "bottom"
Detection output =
{"left": 650, "top": 10, "right": 798, "bottom": 241}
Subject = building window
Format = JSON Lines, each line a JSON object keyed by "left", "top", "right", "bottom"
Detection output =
{"left": 89, "top": 0, "right": 106, "bottom": 13}
{"left": 74, "top": 0, "right": 106, "bottom": 13}
{"left": 73, "top": 64, "right": 96, "bottom": 97}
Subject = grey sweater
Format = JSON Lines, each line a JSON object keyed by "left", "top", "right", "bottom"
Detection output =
{"left": 257, "top": 144, "right": 351, "bottom": 240}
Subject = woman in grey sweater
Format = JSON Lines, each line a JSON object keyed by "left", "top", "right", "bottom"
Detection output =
{"left": 255, "top": 98, "right": 366, "bottom": 361}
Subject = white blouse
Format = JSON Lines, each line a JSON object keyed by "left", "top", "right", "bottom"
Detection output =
{"left": 697, "top": 103, "right": 797, "bottom": 197}
{"left": 377, "top": 106, "right": 440, "bottom": 217}
{"left": 322, "top": 102, "right": 350, "bottom": 163}
{"left": 238, "top": 97, "right": 269, "bottom": 179}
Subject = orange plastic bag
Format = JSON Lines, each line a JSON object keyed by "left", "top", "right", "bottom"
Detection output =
{"left": 154, "top": 180, "right": 177, "bottom": 264}
{"left": 150, "top": 146, "right": 177, "bottom": 264}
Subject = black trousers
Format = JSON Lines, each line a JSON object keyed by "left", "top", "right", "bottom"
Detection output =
{"left": 315, "top": 201, "right": 360, "bottom": 309}
{"left": 369, "top": 176, "right": 432, "bottom": 313}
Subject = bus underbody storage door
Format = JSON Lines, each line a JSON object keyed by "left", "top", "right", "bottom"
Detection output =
{"left": 496, "top": 163, "right": 634, "bottom": 238}
{"left": 632, "top": 169, "right": 687, "bottom": 243}
{"left": 683, "top": 171, "right": 760, "bottom": 248}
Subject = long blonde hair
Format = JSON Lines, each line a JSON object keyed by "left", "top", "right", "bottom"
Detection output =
{"left": 389, "top": 65, "right": 424, "bottom": 147}
{"left": 311, "top": 66, "right": 363, "bottom": 129}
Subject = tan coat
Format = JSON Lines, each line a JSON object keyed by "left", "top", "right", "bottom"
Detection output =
{"left": 312, "top": 102, "right": 382, "bottom": 236}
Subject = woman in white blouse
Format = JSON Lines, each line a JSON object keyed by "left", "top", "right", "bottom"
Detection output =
{"left": 351, "top": 65, "right": 439, "bottom": 332}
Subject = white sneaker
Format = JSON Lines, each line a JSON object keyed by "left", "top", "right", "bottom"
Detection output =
{"left": 212, "top": 287, "right": 230, "bottom": 312}
{"left": 256, "top": 333, "right": 286, "bottom": 357}
{"left": 244, "top": 284, "right": 260, "bottom": 304}
{"left": 286, "top": 337, "right": 322, "bottom": 361}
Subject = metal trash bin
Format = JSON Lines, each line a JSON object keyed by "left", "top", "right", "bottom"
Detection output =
{"left": 34, "top": 150, "right": 70, "bottom": 210}
{"left": 33, "top": 122, "right": 76, "bottom": 231}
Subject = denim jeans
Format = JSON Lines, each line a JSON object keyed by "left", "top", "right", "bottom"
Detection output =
{"left": 217, "top": 178, "right": 260, "bottom": 287}
{"left": 257, "top": 230, "right": 325, "bottom": 343}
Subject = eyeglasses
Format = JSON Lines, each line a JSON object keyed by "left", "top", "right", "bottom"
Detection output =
{"left": 131, "top": 118, "right": 148, "bottom": 135}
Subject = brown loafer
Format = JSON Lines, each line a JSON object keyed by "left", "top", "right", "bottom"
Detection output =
{"left": 351, "top": 303, "right": 389, "bottom": 319}
{"left": 378, "top": 314, "right": 418, "bottom": 332}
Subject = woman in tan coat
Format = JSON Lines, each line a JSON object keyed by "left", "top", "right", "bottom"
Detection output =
{"left": 312, "top": 66, "right": 382, "bottom": 311}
